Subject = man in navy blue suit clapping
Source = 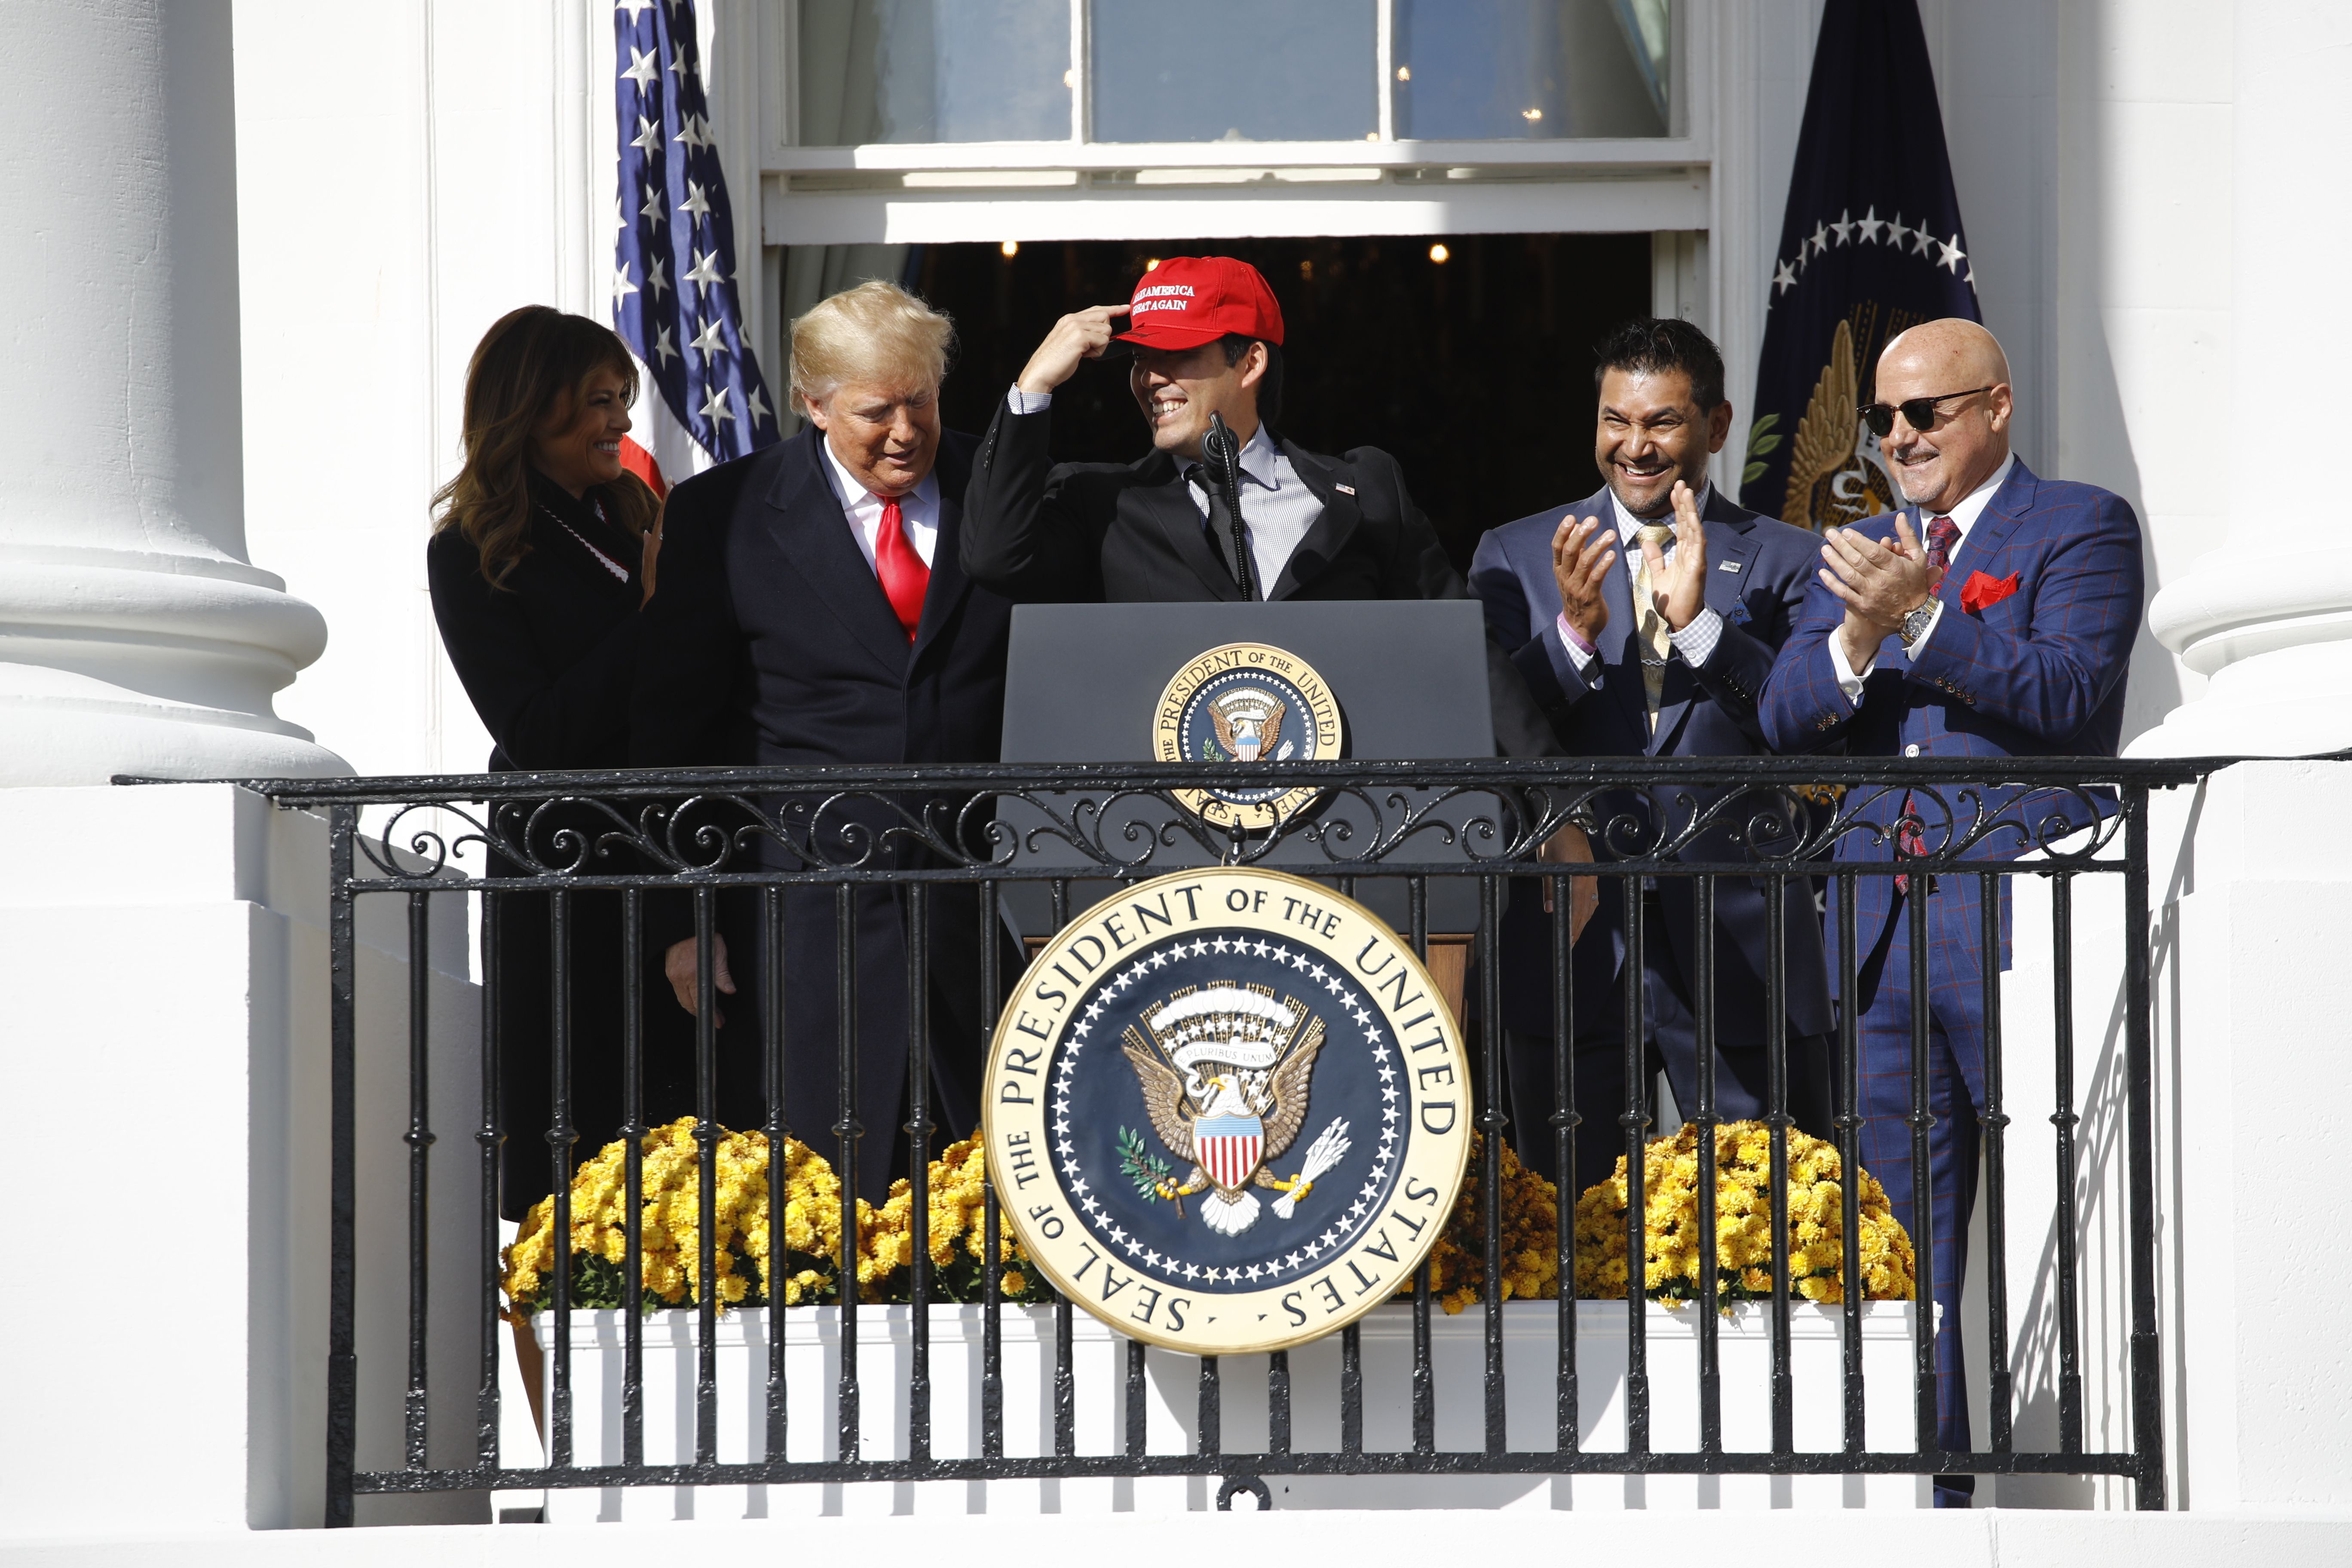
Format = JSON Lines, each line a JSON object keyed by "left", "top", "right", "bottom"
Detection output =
{"left": 1470, "top": 319, "right": 1837, "bottom": 1199}
{"left": 1762, "top": 318, "right": 2144, "bottom": 1506}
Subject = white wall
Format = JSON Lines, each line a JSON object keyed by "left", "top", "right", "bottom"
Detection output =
{"left": 9, "top": 1498, "right": 2352, "bottom": 1564}
{"left": 233, "top": 3, "right": 585, "bottom": 779}
{"left": 2022, "top": 761, "right": 2352, "bottom": 1513}
{"left": 232, "top": 0, "right": 774, "bottom": 779}
{"left": 2150, "top": 763, "right": 2352, "bottom": 1509}
{"left": 1715, "top": 0, "right": 2223, "bottom": 751}
{"left": 1918, "top": 0, "right": 2230, "bottom": 747}
{"left": 1707, "top": 0, "right": 1820, "bottom": 514}
{"left": 0, "top": 785, "right": 484, "bottom": 1534}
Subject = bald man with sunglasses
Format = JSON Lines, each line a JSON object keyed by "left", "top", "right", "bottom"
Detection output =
{"left": 1759, "top": 318, "right": 2144, "bottom": 1507}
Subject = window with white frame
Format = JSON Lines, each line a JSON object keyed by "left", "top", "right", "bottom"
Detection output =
{"left": 785, "top": 0, "right": 1675, "bottom": 150}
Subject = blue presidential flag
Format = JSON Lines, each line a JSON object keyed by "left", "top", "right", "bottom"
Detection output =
{"left": 612, "top": 0, "right": 780, "bottom": 486}
{"left": 1740, "top": 0, "right": 1981, "bottom": 532}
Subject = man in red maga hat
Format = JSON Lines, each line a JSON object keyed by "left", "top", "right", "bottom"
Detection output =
{"left": 960, "top": 253, "right": 1557, "bottom": 757}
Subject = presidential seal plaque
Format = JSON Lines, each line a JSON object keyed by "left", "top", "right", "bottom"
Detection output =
{"left": 1152, "top": 642, "right": 1343, "bottom": 831}
{"left": 984, "top": 867, "right": 1470, "bottom": 1356}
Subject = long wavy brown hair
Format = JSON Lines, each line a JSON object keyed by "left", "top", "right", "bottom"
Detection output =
{"left": 432, "top": 306, "right": 661, "bottom": 588}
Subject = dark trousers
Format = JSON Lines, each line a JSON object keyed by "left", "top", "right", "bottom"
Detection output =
{"left": 489, "top": 883, "right": 741, "bottom": 1220}
{"left": 1503, "top": 937, "right": 1834, "bottom": 1199}
{"left": 723, "top": 883, "right": 997, "bottom": 1202}
{"left": 1850, "top": 883, "right": 1986, "bottom": 1507}
{"left": 1505, "top": 1029, "right": 1838, "bottom": 1200}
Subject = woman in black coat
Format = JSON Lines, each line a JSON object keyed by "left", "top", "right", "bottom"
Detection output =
{"left": 426, "top": 305, "right": 724, "bottom": 1219}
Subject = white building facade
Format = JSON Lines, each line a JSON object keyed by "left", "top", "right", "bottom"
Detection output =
{"left": 6, "top": 1, "right": 2338, "bottom": 784}
{"left": 4, "top": 2, "right": 2352, "bottom": 1562}
{"left": 179, "top": 0, "right": 2337, "bottom": 787}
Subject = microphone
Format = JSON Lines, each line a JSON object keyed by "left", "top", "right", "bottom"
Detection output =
{"left": 1201, "top": 412, "right": 1253, "bottom": 599}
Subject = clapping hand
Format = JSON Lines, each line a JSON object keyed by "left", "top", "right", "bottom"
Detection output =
{"left": 1015, "top": 303, "right": 1130, "bottom": 396}
{"left": 1638, "top": 480, "right": 1710, "bottom": 631}
{"left": 1819, "top": 516, "right": 1934, "bottom": 672}
{"left": 1550, "top": 514, "right": 1615, "bottom": 649}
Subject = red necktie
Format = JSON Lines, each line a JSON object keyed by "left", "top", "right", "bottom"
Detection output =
{"left": 872, "top": 492, "right": 928, "bottom": 643}
{"left": 1896, "top": 514, "right": 1960, "bottom": 894}
{"left": 1923, "top": 514, "right": 1960, "bottom": 586}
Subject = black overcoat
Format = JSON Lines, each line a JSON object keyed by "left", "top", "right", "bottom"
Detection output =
{"left": 631, "top": 424, "right": 1014, "bottom": 1198}
{"left": 959, "top": 399, "right": 1558, "bottom": 758}
{"left": 428, "top": 471, "right": 707, "bottom": 1218}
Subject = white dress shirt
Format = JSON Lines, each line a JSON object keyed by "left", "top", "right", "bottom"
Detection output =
{"left": 1179, "top": 422, "right": 1323, "bottom": 597}
{"left": 818, "top": 432, "right": 939, "bottom": 571}
{"left": 1826, "top": 450, "right": 2015, "bottom": 703}
{"left": 1005, "top": 384, "right": 1321, "bottom": 597}
{"left": 1555, "top": 483, "right": 1726, "bottom": 678}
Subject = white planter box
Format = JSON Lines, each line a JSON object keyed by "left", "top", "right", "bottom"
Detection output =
{"left": 536, "top": 1300, "right": 1927, "bottom": 1518}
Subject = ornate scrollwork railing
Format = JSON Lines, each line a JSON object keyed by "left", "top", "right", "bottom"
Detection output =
{"left": 159, "top": 750, "right": 2223, "bottom": 1523}
{"left": 232, "top": 755, "right": 2205, "bottom": 890}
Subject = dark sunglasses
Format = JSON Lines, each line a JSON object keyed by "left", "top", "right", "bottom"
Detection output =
{"left": 1857, "top": 386, "right": 1993, "bottom": 440}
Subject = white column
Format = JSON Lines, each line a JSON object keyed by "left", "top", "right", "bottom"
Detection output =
{"left": 0, "top": 784, "right": 485, "bottom": 1533}
{"left": 0, "top": 0, "right": 344, "bottom": 784}
{"left": 2132, "top": 0, "right": 2352, "bottom": 757}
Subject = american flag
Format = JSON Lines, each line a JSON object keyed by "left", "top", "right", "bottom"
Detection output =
{"left": 612, "top": 0, "right": 781, "bottom": 494}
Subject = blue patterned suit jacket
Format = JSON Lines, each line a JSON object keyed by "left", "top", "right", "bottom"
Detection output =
{"left": 1758, "top": 457, "right": 2144, "bottom": 970}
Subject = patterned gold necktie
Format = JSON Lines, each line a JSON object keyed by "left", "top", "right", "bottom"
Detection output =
{"left": 1629, "top": 522, "right": 1675, "bottom": 726}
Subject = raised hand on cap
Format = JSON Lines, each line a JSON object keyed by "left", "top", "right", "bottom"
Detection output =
{"left": 1016, "top": 303, "right": 1131, "bottom": 396}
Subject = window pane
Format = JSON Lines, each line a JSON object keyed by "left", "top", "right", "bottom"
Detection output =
{"left": 1395, "top": 0, "right": 1669, "bottom": 139}
{"left": 1090, "top": 0, "right": 1376, "bottom": 144}
{"left": 799, "top": 0, "right": 1071, "bottom": 145}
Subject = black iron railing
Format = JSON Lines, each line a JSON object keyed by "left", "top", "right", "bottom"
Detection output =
{"left": 222, "top": 755, "right": 2208, "bottom": 1520}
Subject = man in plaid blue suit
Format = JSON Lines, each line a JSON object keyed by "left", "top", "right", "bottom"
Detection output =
{"left": 1759, "top": 319, "right": 2142, "bottom": 1507}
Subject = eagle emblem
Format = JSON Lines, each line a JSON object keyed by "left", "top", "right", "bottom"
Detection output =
{"left": 1118, "top": 982, "right": 1350, "bottom": 1237}
{"left": 986, "top": 865, "right": 1472, "bottom": 1355}
{"left": 1205, "top": 686, "right": 1288, "bottom": 762}
{"left": 1781, "top": 316, "right": 1898, "bottom": 532}
{"left": 1152, "top": 644, "right": 1341, "bottom": 830}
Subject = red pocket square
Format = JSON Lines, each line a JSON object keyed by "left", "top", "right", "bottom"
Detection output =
{"left": 1960, "top": 570, "right": 2020, "bottom": 613}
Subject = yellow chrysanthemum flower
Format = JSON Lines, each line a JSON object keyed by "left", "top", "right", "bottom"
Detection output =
{"left": 1570, "top": 1121, "right": 1914, "bottom": 1305}
{"left": 1402, "top": 1133, "right": 1564, "bottom": 1316}
{"left": 499, "top": 1122, "right": 1058, "bottom": 1319}
{"left": 499, "top": 1118, "right": 855, "bottom": 1320}
{"left": 852, "top": 1136, "right": 1045, "bottom": 1302}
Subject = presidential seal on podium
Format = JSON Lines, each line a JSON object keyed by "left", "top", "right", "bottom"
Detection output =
{"left": 1152, "top": 642, "right": 1343, "bottom": 831}
{"left": 983, "top": 867, "right": 1469, "bottom": 1356}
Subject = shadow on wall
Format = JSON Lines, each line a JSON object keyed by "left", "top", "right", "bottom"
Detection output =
{"left": 1966, "top": 850, "right": 2146, "bottom": 1511}
{"left": 2052, "top": 0, "right": 2182, "bottom": 751}
{"left": 2063, "top": 311, "right": 2180, "bottom": 750}
{"left": 2152, "top": 779, "right": 2207, "bottom": 1507}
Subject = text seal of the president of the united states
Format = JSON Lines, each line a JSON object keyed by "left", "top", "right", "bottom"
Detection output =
{"left": 1152, "top": 642, "right": 1343, "bottom": 832}
{"left": 984, "top": 867, "right": 1469, "bottom": 1356}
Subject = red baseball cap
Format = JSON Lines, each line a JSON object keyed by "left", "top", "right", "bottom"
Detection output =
{"left": 1114, "top": 256, "right": 1286, "bottom": 350}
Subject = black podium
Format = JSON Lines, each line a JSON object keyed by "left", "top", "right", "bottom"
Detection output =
{"left": 1001, "top": 600, "right": 1497, "bottom": 765}
{"left": 996, "top": 601, "right": 1507, "bottom": 949}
